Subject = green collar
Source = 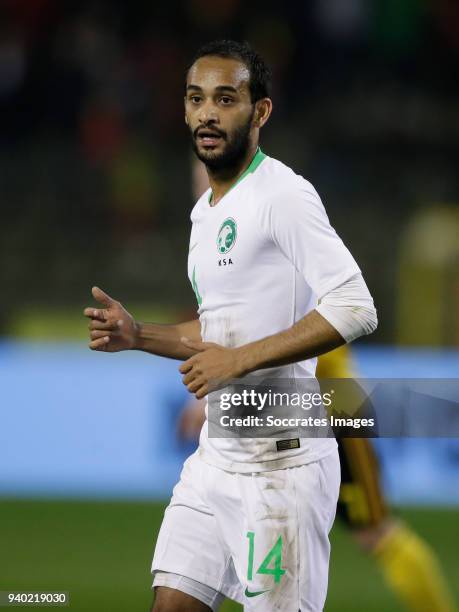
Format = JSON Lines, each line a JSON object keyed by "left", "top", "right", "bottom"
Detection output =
{"left": 208, "top": 147, "right": 266, "bottom": 204}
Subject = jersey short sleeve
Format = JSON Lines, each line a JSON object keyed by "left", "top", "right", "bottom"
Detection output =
{"left": 262, "top": 181, "right": 361, "bottom": 300}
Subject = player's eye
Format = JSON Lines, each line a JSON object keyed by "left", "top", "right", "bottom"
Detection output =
{"left": 189, "top": 96, "right": 202, "bottom": 104}
{"left": 219, "top": 96, "right": 234, "bottom": 105}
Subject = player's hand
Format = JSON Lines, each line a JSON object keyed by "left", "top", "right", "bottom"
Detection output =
{"left": 83, "top": 286, "right": 138, "bottom": 352}
{"left": 179, "top": 338, "right": 244, "bottom": 399}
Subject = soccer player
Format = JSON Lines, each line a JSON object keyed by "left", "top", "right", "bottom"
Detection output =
{"left": 84, "top": 40, "right": 377, "bottom": 611}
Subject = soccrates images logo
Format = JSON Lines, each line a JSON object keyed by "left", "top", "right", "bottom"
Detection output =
{"left": 217, "top": 218, "right": 237, "bottom": 254}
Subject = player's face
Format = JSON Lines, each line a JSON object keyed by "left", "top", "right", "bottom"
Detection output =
{"left": 185, "top": 56, "right": 255, "bottom": 170}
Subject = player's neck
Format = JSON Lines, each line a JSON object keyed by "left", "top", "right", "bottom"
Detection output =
{"left": 207, "top": 143, "right": 259, "bottom": 206}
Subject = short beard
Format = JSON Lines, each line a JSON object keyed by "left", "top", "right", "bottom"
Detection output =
{"left": 191, "top": 108, "right": 254, "bottom": 172}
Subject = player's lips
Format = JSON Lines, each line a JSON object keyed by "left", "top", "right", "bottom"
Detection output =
{"left": 196, "top": 129, "right": 225, "bottom": 147}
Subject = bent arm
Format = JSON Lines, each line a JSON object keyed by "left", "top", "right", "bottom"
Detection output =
{"left": 134, "top": 318, "right": 201, "bottom": 360}
{"left": 240, "top": 185, "right": 378, "bottom": 376}
{"left": 237, "top": 273, "right": 377, "bottom": 375}
{"left": 238, "top": 310, "right": 344, "bottom": 374}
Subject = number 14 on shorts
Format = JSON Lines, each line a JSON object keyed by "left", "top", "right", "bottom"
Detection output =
{"left": 246, "top": 531, "right": 286, "bottom": 584}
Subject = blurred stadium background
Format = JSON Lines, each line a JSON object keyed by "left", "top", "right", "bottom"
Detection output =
{"left": 0, "top": 1, "right": 458, "bottom": 610}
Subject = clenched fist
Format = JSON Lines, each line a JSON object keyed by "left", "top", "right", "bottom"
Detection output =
{"left": 83, "top": 286, "right": 138, "bottom": 352}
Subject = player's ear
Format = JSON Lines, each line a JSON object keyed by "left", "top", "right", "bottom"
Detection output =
{"left": 254, "top": 98, "right": 272, "bottom": 128}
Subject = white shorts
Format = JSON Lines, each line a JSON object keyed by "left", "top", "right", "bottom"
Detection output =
{"left": 152, "top": 449, "right": 340, "bottom": 611}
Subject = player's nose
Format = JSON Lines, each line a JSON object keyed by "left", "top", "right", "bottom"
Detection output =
{"left": 197, "top": 99, "right": 219, "bottom": 124}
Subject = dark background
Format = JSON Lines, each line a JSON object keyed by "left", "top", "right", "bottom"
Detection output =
{"left": 1, "top": 0, "right": 458, "bottom": 344}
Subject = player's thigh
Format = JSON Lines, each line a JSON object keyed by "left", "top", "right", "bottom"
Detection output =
{"left": 152, "top": 572, "right": 227, "bottom": 612}
{"left": 152, "top": 452, "right": 234, "bottom": 596}
{"left": 294, "top": 449, "right": 340, "bottom": 612}
{"left": 337, "top": 437, "right": 388, "bottom": 529}
{"left": 217, "top": 450, "right": 340, "bottom": 611}
{"left": 152, "top": 585, "right": 213, "bottom": 612}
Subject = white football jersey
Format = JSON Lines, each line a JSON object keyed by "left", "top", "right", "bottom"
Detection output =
{"left": 188, "top": 149, "right": 360, "bottom": 472}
